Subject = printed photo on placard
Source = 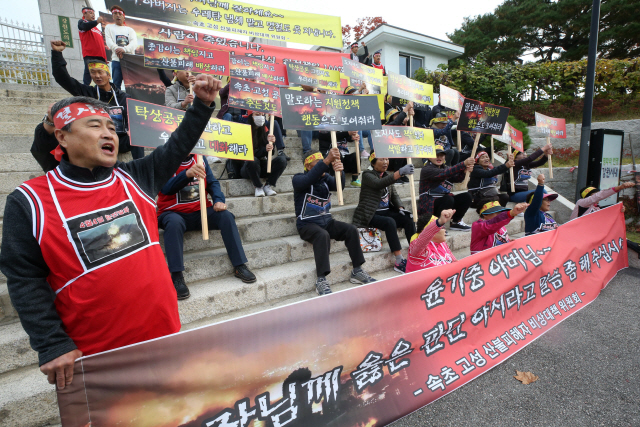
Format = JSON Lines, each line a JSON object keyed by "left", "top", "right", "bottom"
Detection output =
{"left": 178, "top": 179, "right": 200, "bottom": 204}
{"left": 439, "top": 84, "right": 465, "bottom": 111}
{"left": 458, "top": 98, "right": 510, "bottom": 135}
{"left": 387, "top": 72, "right": 433, "bottom": 106}
{"left": 120, "top": 54, "right": 168, "bottom": 105}
{"left": 390, "top": 96, "right": 430, "bottom": 112}
{"left": 286, "top": 63, "right": 341, "bottom": 91}
{"left": 342, "top": 57, "right": 384, "bottom": 87}
{"left": 228, "top": 77, "right": 282, "bottom": 117}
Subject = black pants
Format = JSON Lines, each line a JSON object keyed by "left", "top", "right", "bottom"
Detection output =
{"left": 445, "top": 148, "right": 460, "bottom": 166}
{"left": 298, "top": 219, "right": 365, "bottom": 277}
{"left": 369, "top": 209, "right": 416, "bottom": 252}
{"left": 83, "top": 56, "right": 105, "bottom": 85}
{"left": 470, "top": 191, "right": 509, "bottom": 209}
{"left": 388, "top": 158, "right": 406, "bottom": 172}
{"left": 159, "top": 207, "right": 248, "bottom": 272}
{"left": 433, "top": 193, "right": 472, "bottom": 223}
{"left": 240, "top": 155, "right": 287, "bottom": 188}
{"left": 322, "top": 151, "right": 359, "bottom": 176}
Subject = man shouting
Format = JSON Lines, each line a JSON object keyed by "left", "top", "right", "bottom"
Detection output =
{"left": 0, "top": 75, "right": 223, "bottom": 390}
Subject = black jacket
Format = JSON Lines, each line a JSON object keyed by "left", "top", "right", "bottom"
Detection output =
{"left": 352, "top": 169, "right": 403, "bottom": 227}
{"left": 30, "top": 123, "right": 59, "bottom": 173}
{"left": 500, "top": 148, "right": 548, "bottom": 194}
{"left": 350, "top": 45, "right": 370, "bottom": 65}
{"left": 292, "top": 161, "right": 345, "bottom": 229}
{"left": 468, "top": 164, "right": 508, "bottom": 191}
{"left": 0, "top": 97, "right": 216, "bottom": 366}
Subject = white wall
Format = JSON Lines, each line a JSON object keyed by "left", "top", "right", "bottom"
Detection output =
{"left": 361, "top": 40, "right": 451, "bottom": 77}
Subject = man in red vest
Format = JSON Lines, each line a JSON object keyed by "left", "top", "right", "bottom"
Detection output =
{"left": 0, "top": 75, "right": 222, "bottom": 390}
{"left": 77, "top": 7, "right": 107, "bottom": 85}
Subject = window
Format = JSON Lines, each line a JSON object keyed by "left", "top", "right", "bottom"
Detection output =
{"left": 399, "top": 54, "right": 423, "bottom": 78}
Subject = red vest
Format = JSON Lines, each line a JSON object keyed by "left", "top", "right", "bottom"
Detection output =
{"left": 372, "top": 62, "right": 386, "bottom": 74}
{"left": 17, "top": 166, "right": 180, "bottom": 356}
{"left": 156, "top": 157, "right": 212, "bottom": 216}
{"left": 79, "top": 19, "right": 106, "bottom": 59}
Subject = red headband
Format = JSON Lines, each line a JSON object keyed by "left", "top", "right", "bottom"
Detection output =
{"left": 53, "top": 103, "right": 111, "bottom": 130}
{"left": 474, "top": 152, "right": 488, "bottom": 163}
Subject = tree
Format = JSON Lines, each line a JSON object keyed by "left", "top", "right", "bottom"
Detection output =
{"left": 342, "top": 17, "right": 387, "bottom": 48}
{"left": 448, "top": 0, "right": 640, "bottom": 65}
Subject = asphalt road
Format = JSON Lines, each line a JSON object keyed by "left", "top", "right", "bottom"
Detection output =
{"left": 391, "top": 266, "right": 640, "bottom": 427}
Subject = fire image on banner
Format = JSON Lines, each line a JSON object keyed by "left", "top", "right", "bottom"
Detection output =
{"left": 535, "top": 112, "right": 567, "bottom": 138}
{"left": 496, "top": 123, "right": 525, "bottom": 152}
{"left": 229, "top": 55, "right": 288, "bottom": 85}
{"left": 104, "top": 0, "right": 343, "bottom": 48}
{"left": 121, "top": 54, "right": 169, "bottom": 105}
{"left": 280, "top": 89, "right": 381, "bottom": 131}
{"left": 458, "top": 98, "right": 510, "bottom": 135}
{"left": 439, "top": 84, "right": 465, "bottom": 111}
{"left": 229, "top": 55, "right": 261, "bottom": 79}
{"left": 287, "top": 63, "right": 341, "bottom": 91}
{"left": 100, "top": 13, "right": 348, "bottom": 69}
{"left": 391, "top": 96, "right": 430, "bottom": 112}
{"left": 387, "top": 72, "right": 433, "bottom": 106}
{"left": 56, "top": 207, "right": 628, "bottom": 427}
{"left": 126, "top": 99, "right": 253, "bottom": 161}
{"left": 371, "top": 126, "right": 436, "bottom": 158}
{"left": 228, "top": 77, "right": 282, "bottom": 117}
{"left": 341, "top": 57, "right": 384, "bottom": 87}
{"left": 143, "top": 39, "right": 230, "bottom": 75}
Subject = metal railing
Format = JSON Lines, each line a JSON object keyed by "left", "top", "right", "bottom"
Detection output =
{"left": 0, "top": 17, "right": 50, "bottom": 85}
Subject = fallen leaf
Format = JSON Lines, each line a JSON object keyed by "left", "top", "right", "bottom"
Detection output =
{"left": 514, "top": 370, "right": 539, "bottom": 385}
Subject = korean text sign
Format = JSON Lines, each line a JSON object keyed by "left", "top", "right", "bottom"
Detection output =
{"left": 387, "top": 72, "right": 434, "bottom": 106}
{"left": 286, "top": 63, "right": 341, "bottom": 91}
{"left": 439, "top": 84, "right": 464, "bottom": 111}
{"left": 57, "top": 207, "right": 628, "bottom": 427}
{"left": 535, "top": 112, "right": 567, "bottom": 139}
{"left": 126, "top": 99, "right": 253, "bottom": 161}
{"left": 372, "top": 126, "right": 436, "bottom": 158}
{"left": 229, "top": 55, "right": 288, "bottom": 85}
{"left": 496, "top": 123, "right": 525, "bottom": 152}
{"left": 143, "top": 39, "right": 230, "bottom": 76}
{"left": 458, "top": 98, "right": 510, "bottom": 135}
{"left": 280, "top": 89, "right": 382, "bottom": 131}
{"left": 105, "top": 0, "right": 343, "bottom": 48}
{"left": 341, "top": 57, "right": 384, "bottom": 87}
{"left": 228, "top": 78, "right": 282, "bottom": 117}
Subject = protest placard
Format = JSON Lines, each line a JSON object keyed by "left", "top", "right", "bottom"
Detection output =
{"left": 497, "top": 122, "right": 525, "bottom": 152}
{"left": 371, "top": 126, "right": 436, "bottom": 158}
{"left": 229, "top": 55, "right": 288, "bottom": 85}
{"left": 127, "top": 99, "right": 253, "bottom": 161}
{"left": 458, "top": 98, "right": 510, "bottom": 135}
{"left": 228, "top": 78, "right": 282, "bottom": 117}
{"left": 120, "top": 54, "right": 167, "bottom": 105}
{"left": 286, "top": 63, "right": 341, "bottom": 91}
{"left": 342, "top": 57, "right": 384, "bottom": 87}
{"left": 57, "top": 206, "right": 628, "bottom": 427}
{"left": 280, "top": 89, "right": 381, "bottom": 131}
{"left": 229, "top": 55, "right": 261, "bottom": 79}
{"left": 100, "top": 13, "right": 348, "bottom": 69}
{"left": 105, "top": 0, "right": 343, "bottom": 47}
{"left": 387, "top": 72, "right": 434, "bottom": 106}
{"left": 142, "top": 39, "right": 229, "bottom": 76}
{"left": 535, "top": 112, "right": 567, "bottom": 139}
{"left": 390, "top": 96, "right": 431, "bottom": 112}
{"left": 439, "top": 84, "right": 465, "bottom": 111}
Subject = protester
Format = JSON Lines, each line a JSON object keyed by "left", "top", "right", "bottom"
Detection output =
{"left": 349, "top": 42, "right": 370, "bottom": 64}
{"left": 470, "top": 200, "right": 528, "bottom": 254}
{"left": 468, "top": 151, "right": 514, "bottom": 208}
{"left": 371, "top": 50, "right": 386, "bottom": 75}
{"left": 157, "top": 154, "right": 256, "bottom": 299}
{"left": 104, "top": 5, "right": 137, "bottom": 90}
{"left": 293, "top": 149, "right": 376, "bottom": 295}
{"left": 0, "top": 75, "right": 222, "bottom": 390}
{"left": 452, "top": 130, "right": 488, "bottom": 162}
{"left": 384, "top": 105, "right": 414, "bottom": 183}
{"left": 500, "top": 143, "right": 552, "bottom": 202}
{"left": 317, "top": 129, "right": 361, "bottom": 187}
{"left": 406, "top": 209, "right": 456, "bottom": 272}
{"left": 419, "top": 145, "right": 474, "bottom": 231}
{"left": 165, "top": 70, "right": 197, "bottom": 110}
{"left": 241, "top": 111, "right": 287, "bottom": 197}
{"left": 524, "top": 174, "right": 559, "bottom": 235}
{"left": 49, "top": 40, "right": 144, "bottom": 160}
{"left": 77, "top": 7, "right": 106, "bottom": 85}
{"left": 430, "top": 112, "right": 460, "bottom": 166}
{"left": 352, "top": 152, "right": 416, "bottom": 273}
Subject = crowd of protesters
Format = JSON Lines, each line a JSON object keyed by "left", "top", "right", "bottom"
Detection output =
{"left": 1, "top": 8, "right": 638, "bottom": 394}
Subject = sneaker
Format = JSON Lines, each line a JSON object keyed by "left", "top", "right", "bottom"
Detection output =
{"left": 449, "top": 220, "right": 472, "bottom": 232}
{"left": 263, "top": 184, "right": 277, "bottom": 196}
{"left": 361, "top": 150, "right": 370, "bottom": 158}
{"left": 315, "top": 277, "right": 332, "bottom": 295}
{"left": 278, "top": 149, "right": 291, "bottom": 161}
{"left": 394, "top": 259, "right": 407, "bottom": 274}
{"left": 255, "top": 187, "right": 265, "bottom": 197}
{"left": 351, "top": 179, "right": 361, "bottom": 187}
{"left": 207, "top": 156, "right": 223, "bottom": 163}
{"left": 234, "top": 264, "right": 257, "bottom": 283}
{"left": 350, "top": 269, "right": 377, "bottom": 285}
{"left": 171, "top": 272, "right": 190, "bottom": 300}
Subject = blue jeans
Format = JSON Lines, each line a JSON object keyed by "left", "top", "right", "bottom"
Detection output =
{"left": 359, "top": 130, "right": 373, "bottom": 152}
{"left": 111, "top": 60, "right": 123, "bottom": 90}
{"left": 510, "top": 189, "right": 546, "bottom": 203}
{"left": 297, "top": 130, "right": 319, "bottom": 154}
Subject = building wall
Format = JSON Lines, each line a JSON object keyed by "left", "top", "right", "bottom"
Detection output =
{"left": 38, "top": 0, "right": 91, "bottom": 87}
{"left": 359, "top": 40, "right": 452, "bottom": 77}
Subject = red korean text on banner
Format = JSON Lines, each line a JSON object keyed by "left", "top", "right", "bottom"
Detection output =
{"left": 535, "top": 112, "right": 567, "bottom": 139}
{"left": 509, "top": 124, "right": 525, "bottom": 152}
{"left": 458, "top": 98, "right": 510, "bottom": 135}
{"left": 230, "top": 55, "right": 288, "bottom": 85}
{"left": 228, "top": 78, "right": 282, "bottom": 117}
{"left": 142, "top": 39, "right": 229, "bottom": 76}
{"left": 56, "top": 207, "right": 627, "bottom": 427}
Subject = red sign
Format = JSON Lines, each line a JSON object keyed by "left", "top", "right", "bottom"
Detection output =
{"left": 230, "top": 55, "right": 288, "bottom": 85}
{"left": 228, "top": 78, "right": 282, "bottom": 117}
{"left": 535, "top": 112, "right": 567, "bottom": 139}
{"left": 57, "top": 207, "right": 627, "bottom": 427}
{"left": 143, "top": 39, "right": 229, "bottom": 76}
{"left": 508, "top": 123, "right": 525, "bottom": 152}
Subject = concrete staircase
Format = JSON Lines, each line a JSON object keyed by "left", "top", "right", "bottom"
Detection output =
{"left": 0, "top": 84, "right": 536, "bottom": 427}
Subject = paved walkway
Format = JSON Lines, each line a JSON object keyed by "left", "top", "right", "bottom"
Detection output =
{"left": 392, "top": 266, "right": 640, "bottom": 427}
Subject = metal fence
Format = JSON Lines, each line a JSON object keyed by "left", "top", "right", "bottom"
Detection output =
{"left": 0, "top": 17, "right": 50, "bottom": 85}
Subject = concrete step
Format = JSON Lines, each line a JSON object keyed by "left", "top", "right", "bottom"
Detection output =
{"left": 0, "top": 113, "right": 43, "bottom": 124}
{"left": 0, "top": 153, "right": 42, "bottom": 172}
{"left": 0, "top": 86, "right": 69, "bottom": 100}
{"left": 0, "top": 123, "right": 41, "bottom": 136}
{"left": 0, "top": 135, "right": 34, "bottom": 154}
{"left": 0, "top": 171, "right": 44, "bottom": 194}
{"left": 0, "top": 96, "right": 62, "bottom": 109}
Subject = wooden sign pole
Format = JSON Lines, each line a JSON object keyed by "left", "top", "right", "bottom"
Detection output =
{"left": 330, "top": 131, "right": 344, "bottom": 206}
{"left": 355, "top": 134, "right": 362, "bottom": 174}
{"left": 457, "top": 130, "right": 462, "bottom": 151}
{"left": 508, "top": 144, "right": 515, "bottom": 193}
{"left": 547, "top": 136, "right": 554, "bottom": 178}
{"left": 490, "top": 136, "right": 494, "bottom": 162}
{"left": 267, "top": 115, "right": 274, "bottom": 173}
{"left": 462, "top": 133, "right": 481, "bottom": 187}
{"left": 408, "top": 115, "right": 418, "bottom": 225}
{"left": 190, "top": 81, "right": 209, "bottom": 240}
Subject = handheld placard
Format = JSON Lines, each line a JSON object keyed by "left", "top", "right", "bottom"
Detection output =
{"left": 267, "top": 115, "right": 274, "bottom": 173}
{"left": 330, "top": 131, "right": 344, "bottom": 206}
{"left": 408, "top": 115, "right": 418, "bottom": 226}
{"left": 462, "top": 133, "right": 481, "bottom": 187}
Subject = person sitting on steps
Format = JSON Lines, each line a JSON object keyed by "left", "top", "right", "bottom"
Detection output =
{"left": 467, "top": 151, "right": 514, "bottom": 208}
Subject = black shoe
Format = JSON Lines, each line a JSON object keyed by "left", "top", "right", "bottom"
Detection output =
{"left": 278, "top": 149, "right": 291, "bottom": 161}
{"left": 401, "top": 176, "right": 410, "bottom": 183}
{"left": 234, "top": 264, "right": 257, "bottom": 283}
{"left": 171, "top": 272, "right": 190, "bottom": 300}
{"left": 628, "top": 240, "right": 640, "bottom": 257}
